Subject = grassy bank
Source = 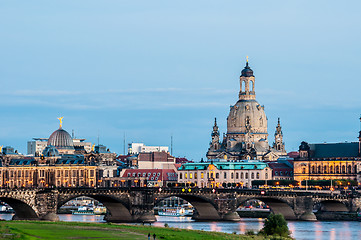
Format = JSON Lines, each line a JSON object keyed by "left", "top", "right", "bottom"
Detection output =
{"left": 0, "top": 221, "right": 289, "bottom": 240}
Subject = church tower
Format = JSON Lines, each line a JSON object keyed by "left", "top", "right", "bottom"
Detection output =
{"left": 273, "top": 118, "right": 285, "bottom": 152}
{"left": 208, "top": 118, "right": 220, "bottom": 151}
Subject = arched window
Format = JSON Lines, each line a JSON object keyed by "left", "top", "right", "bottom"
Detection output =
{"left": 251, "top": 173, "right": 254, "bottom": 179}
{"left": 330, "top": 166, "right": 334, "bottom": 174}
{"left": 231, "top": 173, "right": 234, "bottom": 179}
{"left": 342, "top": 165, "right": 346, "bottom": 174}
{"left": 236, "top": 172, "right": 239, "bottom": 179}
{"left": 323, "top": 166, "right": 328, "bottom": 174}
{"left": 249, "top": 81, "right": 253, "bottom": 92}
{"left": 256, "top": 172, "right": 260, "bottom": 179}
{"left": 354, "top": 165, "right": 358, "bottom": 174}
{"left": 311, "top": 165, "right": 315, "bottom": 174}
{"left": 347, "top": 165, "right": 352, "bottom": 174}
{"left": 242, "top": 80, "right": 246, "bottom": 92}
{"left": 265, "top": 173, "right": 268, "bottom": 179}
{"left": 245, "top": 173, "right": 248, "bottom": 179}
{"left": 317, "top": 165, "right": 321, "bottom": 174}
{"left": 241, "top": 172, "right": 244, "bottom": 179}
{"left": 179, "top": 173, "right": 182, "bottom": 179}
{"left": 302, "top": 168, "right": 306, "bottom": 174}
{"left": 336, "top": 165, "right": 340, "bottom": 174}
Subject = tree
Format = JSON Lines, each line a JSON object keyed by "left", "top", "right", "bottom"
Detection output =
{"left": 260, "top": 214, "right": 291, "bottom": 237}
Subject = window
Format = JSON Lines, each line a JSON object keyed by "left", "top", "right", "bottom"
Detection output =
{"left": 210, "top": 173, "right": 214, "bottom": 178}
{"left": 312, "top": 165, "right": 315, "bottom": 174}
{"left": 201, "top": 172, "right": 204, "bottom": 179}
{"left": 127, "top": 173, "right": 130, "bottom": 177}
{"left": 347, "top": 165, "right": 352, "bottom": 174}
{"left": 317, "top": 165, "right": 321, "bottom": 174}
{"left": 180, "top": 173, "right": 182, "bottom": 179}
{"left": 336, "top": 166, "right": 340, "bottom": 174}
{"left": 216, "top": 173, "right": 219, "bottom": 179}
{"left": 342, "top": 165, "right": 346, "bottom": 174}
{"left": 236, "top": 173, "right": 239, "bottom": 179}
{"left": 265, "top": 173, "right": 268, "bottom": 179}
{"left": 251, "top": 173, "right": 254, "bottom": 179}
{"left": 302, "top": 168, "right": 306, "bottom": 174}
{"left": 157, "top": 172, "right": 161, "bottom": 176}
{"left": 330, "top": 166, "right": 334, "bottom": 174}
{"left": 245, "top": 173, "right": 248, "bottom": 179}
{"left": 190, "top": 173, "right": 193, "bottom": 179}
{"left": 132, "top": 173, "right": 136, "bottom": 177}
{"left": 195, "top": 173, "right": 197, "bottom": 179}
{"left": 324, "top": 166, "right": 328, "bottom": 174}
{"left": 231, "top": 173, "right": 234, "bottom": 179}
{"left": 185, "top": 173, "right": 188, "bottom": 179}
{"left": 224, "top": 172, "right": 227, "bottom": 179}
{"left": 256, "top": 172, "right": 259, "bottom": 179}
{"left": 90, "top": 170, "right": 94, "bottom": 177}
{"left": 241, "top": 172, "right": 244, "bottom": 179}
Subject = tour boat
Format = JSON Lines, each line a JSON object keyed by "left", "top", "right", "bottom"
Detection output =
{"left": 158, "top": 206, "right": 193, "bottom": 217}
{"left": 72, "top": 206, "right": 94, "bottom": 215}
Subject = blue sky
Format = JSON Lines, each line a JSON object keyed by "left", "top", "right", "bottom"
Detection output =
{"left": 0, "top": 1, "right": 361, "bottom": 160}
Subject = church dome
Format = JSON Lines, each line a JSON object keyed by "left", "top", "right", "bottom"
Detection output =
{"left": 241, "top": 62, "right": 254, "bottom": 77}
{"left": 227, "top": 100, "right": 268, "bottom": 140}
{"left": 47, "top": 128, "right": 74, "bottom": 150}
{"left": 42, "top": 145, "right": 59, "bottom": 157}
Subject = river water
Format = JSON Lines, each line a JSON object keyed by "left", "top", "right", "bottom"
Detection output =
{"left": 1, "top": 214, "right": 360, "bottom": 240}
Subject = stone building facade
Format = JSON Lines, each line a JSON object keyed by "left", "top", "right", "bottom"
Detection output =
{"left": 293, "top": 131, "right": 361, "bottom": 183}
{"left": 206, "top": 61, "right": 287, "bottom": 161}
{"left": 0, "top": 119, "right": 117, "bottom": 188}
{"left": 177, "top": 161, "right": 272, "bottom": 188}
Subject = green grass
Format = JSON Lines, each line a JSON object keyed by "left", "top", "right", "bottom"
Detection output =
{"left": 0, "top": 221, "right": 288, "bottom": 240}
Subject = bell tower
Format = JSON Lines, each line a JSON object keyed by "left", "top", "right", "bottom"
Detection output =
{"left": 239, "top": 56, "right": 256, "bottom": 101}
{"left": 208, "top": 118, "right": 220, "bottom": 151}
{"left": 273, "top": 118, "right": 285, "bottom": 152}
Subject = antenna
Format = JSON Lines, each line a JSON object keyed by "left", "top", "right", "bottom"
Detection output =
{"left": 97, "top": 130, "right": 100, "bottom": 146}
{"left": 171, "top": 134, "right": 173, "bottom": 156}
{"left": 123, "top": 132, "right": 126, "bottom": 155}
{"left": 72, "top": 129, "right": 74, "bottom": 139}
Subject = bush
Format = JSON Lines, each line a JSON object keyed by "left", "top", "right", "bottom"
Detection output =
{"left": 259, "top": 214, "right": 291, "bottom": 238}
{"left": 164, "top": 223, "right": 169, "bottom": 228}
{"left": 245, "top": 230, "right": 255, "bottom": 235}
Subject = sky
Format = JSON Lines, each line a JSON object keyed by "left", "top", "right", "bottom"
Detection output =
{"left": 0, "top": 1, "right": 361, "bottom": 160}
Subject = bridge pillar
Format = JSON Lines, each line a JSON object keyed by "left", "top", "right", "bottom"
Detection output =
{"left": 35, "top": 189, "right": 60, "bottom": 221}
{"left": 294, "top": 196, "right": 316, "bottom": 221}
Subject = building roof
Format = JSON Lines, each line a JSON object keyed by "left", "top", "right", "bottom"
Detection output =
{"left": 178, "top": 161, "right": 269, "bottom": 171}
{"left": 309, "top": 142, "right": 359, "bottom": 158}
{"left": 121, "top": 169, "right": 177, "bottom": 181}
{"left": 48, "top": 128, "right": 74, "bottom": 150}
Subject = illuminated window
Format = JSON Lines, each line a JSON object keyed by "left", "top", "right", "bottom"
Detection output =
{"left": 256, "top": 172, "right": 260, "bottom": 179}
{"left": 190, "top": 173, "right": 193, "bottom": 179}
{"left": 201, "top": 172, "right": 204, "bottom": 179}
{"left": 195, "top": 173, "right": 197, "bottom": 179}
{"left": 185, "top": 173, "right": 188, "bottom": 179}
{"left": 302, "top": 168, "right": 306, "bottom": 174}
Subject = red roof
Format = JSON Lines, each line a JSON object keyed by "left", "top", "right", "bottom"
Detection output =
{"left": 287, "top": 151, "right": 299, "bottom": 158}
{"left": 122, "top": 169, "right": 177, "bottom": 181}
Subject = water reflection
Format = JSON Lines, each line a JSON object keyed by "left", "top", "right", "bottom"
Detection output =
{"left": 1, "top": 213, "right": 361, "bottom": 240}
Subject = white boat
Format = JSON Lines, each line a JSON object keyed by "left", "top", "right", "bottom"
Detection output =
{"left": 158, "top": 207, "right": 187, "bottom": 216}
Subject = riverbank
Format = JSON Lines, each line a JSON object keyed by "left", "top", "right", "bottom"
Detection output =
{"left": 0, "top": 221, "right": 290, "bottom": 240}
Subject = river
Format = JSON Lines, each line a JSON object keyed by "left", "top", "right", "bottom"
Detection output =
{"left": 1, "top": 214, "right": 360, "bottom": 240}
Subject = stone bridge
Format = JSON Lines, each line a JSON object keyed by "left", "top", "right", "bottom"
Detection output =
{"left": 0, "top": 187, "right": 360, "bottom": 222}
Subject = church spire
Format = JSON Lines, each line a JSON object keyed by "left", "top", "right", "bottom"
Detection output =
{"left": 208, "top": 118, "right": 220, "bottom": 151}
{"left": 273, "top": 118, "right": 285, "bottom": 152}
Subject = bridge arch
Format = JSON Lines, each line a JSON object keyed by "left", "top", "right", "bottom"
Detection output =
{"left": 58, "top": 195, "right": 133, "bottom": 222}
{"left": 315, "top": 200, "right": 348, "bottom": 212}
{"left": 156, "top": 194, "right": 222, "bottom": 220}
{"left": 0, "top": 197, "right": 39, "bottom": 220}
{"left": 238, "top": 197, "right": 296, "bottom": 220}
